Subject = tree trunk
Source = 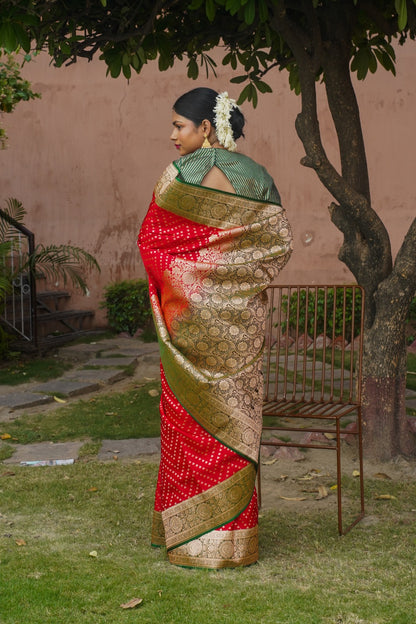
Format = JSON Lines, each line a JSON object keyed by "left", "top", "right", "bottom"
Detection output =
{"left": 362, "top": 373, "right": 412, "bottom": 461}
{"left": 274, "top": 4, "right": 416, "bottom": 461}
{"left": 361, "top": 268, "right": 416, "bottom": 460}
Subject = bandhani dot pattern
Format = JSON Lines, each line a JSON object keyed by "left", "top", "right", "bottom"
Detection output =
{"left": 138, "top": 151, "right": 292, "bottom": 568}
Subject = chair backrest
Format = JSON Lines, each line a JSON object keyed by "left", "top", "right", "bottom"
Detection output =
{"left": 263, "top": 285, "right": 364, "bottom": 406}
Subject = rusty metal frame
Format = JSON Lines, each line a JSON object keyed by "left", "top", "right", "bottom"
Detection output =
{"left": 259, "top": 285, "right": 365, "bottom": 535}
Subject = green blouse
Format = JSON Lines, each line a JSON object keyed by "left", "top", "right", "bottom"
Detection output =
{"left": 174, "top": 148, "right": 281, "bottom": 205}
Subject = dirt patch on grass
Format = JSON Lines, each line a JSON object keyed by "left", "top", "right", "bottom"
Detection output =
{"left": 259, "top": 440, "right": 416, "bottom": 518}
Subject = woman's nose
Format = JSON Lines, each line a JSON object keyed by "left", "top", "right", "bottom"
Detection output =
{"left": 170, "top": 129, "right": 177, "bottom": 141}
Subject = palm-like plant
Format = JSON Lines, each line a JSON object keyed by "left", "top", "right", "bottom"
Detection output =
{"left": 0, "top": 197, "right": 100, "bottom": 295}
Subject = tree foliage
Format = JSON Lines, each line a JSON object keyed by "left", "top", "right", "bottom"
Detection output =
{"left": 0, "top": 52, "right": 40, "bottom": 147}
{"left": 0, "top": 1, "right": 415, "bottom": 99}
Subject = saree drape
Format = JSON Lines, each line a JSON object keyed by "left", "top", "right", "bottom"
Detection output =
{"left": 138, "top": 158, "right": 292, "bottom": 568}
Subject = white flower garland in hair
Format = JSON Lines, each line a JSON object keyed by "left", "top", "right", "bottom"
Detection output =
{"left": 213, "top": 91, "right": 239, "bottom": 152}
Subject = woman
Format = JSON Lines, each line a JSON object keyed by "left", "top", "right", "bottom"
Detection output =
{"left": 138, "top": 87, "right": 292, "bottom": 568}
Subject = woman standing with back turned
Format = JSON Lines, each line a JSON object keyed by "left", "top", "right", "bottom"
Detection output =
{"left": 138, "top": 87, "right": 292, "bottom": 568}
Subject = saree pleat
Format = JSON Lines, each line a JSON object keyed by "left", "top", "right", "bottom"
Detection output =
{"left": 138, "top": 159, "right": 292, "bottom": 568}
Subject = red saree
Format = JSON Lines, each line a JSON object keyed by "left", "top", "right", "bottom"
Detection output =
{"left": 138, "top": 159, "right": 292, "bottom": 568}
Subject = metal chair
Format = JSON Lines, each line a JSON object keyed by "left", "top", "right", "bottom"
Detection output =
{"left": 259, "top": 284, "right": 365, "bottom": 535}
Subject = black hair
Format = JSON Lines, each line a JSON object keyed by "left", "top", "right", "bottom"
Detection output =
{"left": 173, "top": 87, "right": 245, "bottom": 140}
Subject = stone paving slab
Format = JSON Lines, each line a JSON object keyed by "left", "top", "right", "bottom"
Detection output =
{"left": 0, "top": 391, "right": 53, "bottom": 409}
{"left": 100, "top": 345, "right": 159, "bottom": 357}
{"left": 98, "top": 438, "right": 161, "bottom": 460}
{"left": 4, "top": 441, "right": 85, "bottom": 465}
{"left": 85, "top": 356, "right": 138, "bottom": 368}
{"left": 59, "top": 340, "right": 159, "bottom": 362}
{"left": 64, "top": 368, "right": 127, "bottom": 385}
{"left": 32, "top": 379, "right": 100, "bottom": 397}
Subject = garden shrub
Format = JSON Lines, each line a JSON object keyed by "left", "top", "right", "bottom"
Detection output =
{"left": 281, "top": 287, "right": 363, "bottom": 342}
{"left": 100, "top": 279, "right": 153, "bottom": 336}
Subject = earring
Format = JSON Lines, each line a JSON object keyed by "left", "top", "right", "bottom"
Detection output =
{"left": 202, "top": 133, "right": 211, "bottom": 148}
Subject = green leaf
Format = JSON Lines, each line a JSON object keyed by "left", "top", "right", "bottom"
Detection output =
{"left": 187, "top": 57, "right": 198, "bottom": 78}
{"left": 244, "top": 0, "right": 256, "bottom": 25}
{"left": 226, "top": 0, "right": 241, "bottom": 16}
{"left": 368, "top": 50, "right": 377, "bottom": 74}
{"left": 206, "top": 0, "right": 216, "bottom": 21}
{"left": 138, "top": 46, "right": 146, "bottom": 64}
{"left": 258, "top": 0, "right": 269, "bottom": 23}
{"left": 251, "top": 84, "right": 258, "bottom": 107}
{"left": 158, "top": 54, "right": 172, "bottom": 71}
{"left": 236, "top": 83, "right": 251, "bottom": 105}
{"left": 230, "top": 74, "right": 247, "bottom": 83}
{"left": 109, "top": 58, "right": 122, "bottom": 78}
{"left": 0, "top": 23, "right": 18, "bottom": 53}
{"left": 395, "top": 0, "right": 408, "bottom": 30}
{"left": 122, "top": 63, "right": 131, "bottom": 79}
{"left": 351, "top": 47, "right": 370, "bottom": 80}
{"left": 188, "top": 0, "right": 204, "bottom": 8}
{"left": 255, "top": 80, "right": 272, "bottom": 94}
{"left": 12, "top": 24, "right": 30, "bottom": 54}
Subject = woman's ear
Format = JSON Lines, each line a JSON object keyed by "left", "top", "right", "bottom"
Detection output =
{"left": 201, "top": 119, "right": 213, "bottom": 136}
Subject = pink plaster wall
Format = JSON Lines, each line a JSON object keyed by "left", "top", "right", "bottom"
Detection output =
{"left": 0, "top": 46, "right": 414, "bottom": 326}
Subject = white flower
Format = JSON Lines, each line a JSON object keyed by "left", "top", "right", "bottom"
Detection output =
{"left": 213, "top": 92, "right": 239, "bottom": 152}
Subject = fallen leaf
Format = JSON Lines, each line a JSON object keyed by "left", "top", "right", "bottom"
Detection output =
{"left": 88, "top": 487, "right": 98, "bottom": 492}
{"left": 324, "top": 433, "right": 336, "bottom": 440}
{"left": 120, "top": 598, "right": 143, "bottom": 609}
{"left": 157, "top": 589, "right": 163, "bottom": 597}
{"left": 373, "top": 472, "right": 392, "bottom": 480}
{"left": 53, "top": 396, "right": 67, "bottom": 403}
{"left": 0, "top": 433, "right": 11, "bottom": 440}
{"left": 89, "top": 550, "right": 98, "bottom": 557}
{"left": 16, "top": 539, "right": 26, "bottom": 546}
{"left": 112, "top": 455, "right": 118, "bottom": 461}
{"left": 1, "top": 471, "right": 16, "bottom": 477}
{"left": 148, "top": 389, "right": 159, "bottom": 397}
{"left": 280, "top": 496, "right": 307, "bottom": 501}
{"left": 262, "top": 458, "right": 277, "bottom": 465}
{"left": 144, "top": 377, "right": 156, "bottom": 381}
{"left": 375, "top": 494, "right": 397, "bottom": 500}
{"left": 330, "top": 484, "right": 338, "bottom": 490}
{"left": 316, "top": 485, "right": 329, "bottom": 500}
{"left": 352, "top": 470, "right": 360, "bottom": 478}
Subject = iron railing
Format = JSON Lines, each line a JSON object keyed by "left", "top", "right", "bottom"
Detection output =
{"left": 0, "top": 208, "right": 37, "bottom": 345}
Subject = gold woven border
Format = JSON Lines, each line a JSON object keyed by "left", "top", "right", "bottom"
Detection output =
{"left": 159, "top": 342, "right": 263, "bottom": 463}
{"left": 168, "top": 526, "right": 258, "bottom": 569}
{"left": 155, "top": 164, "right": 280, "bottom": 229}
{"left": 162, "top": 463, "right": 256, "bottom": 550}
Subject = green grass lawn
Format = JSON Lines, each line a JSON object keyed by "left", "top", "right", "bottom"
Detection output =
{"left": 0, "top": 357, "right": 73, "bottom": 385}
{"left": 0, "top": 344, "right": 415, "bottom": 622}
{"left": 1, "top": 462, "right": 415, "bottom": 624}
{"left": 0, "top": 382, "right": 161, "bottom": 445}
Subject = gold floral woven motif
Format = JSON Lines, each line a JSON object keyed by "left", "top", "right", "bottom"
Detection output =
{"left": 152, "top": 170, "right": 292, "bottom": 462}
{"left": 161, "top": 463, "right": 255, "bottom": 550}
{"left": 168, "top": 526, "right": 258, "bottom": 569}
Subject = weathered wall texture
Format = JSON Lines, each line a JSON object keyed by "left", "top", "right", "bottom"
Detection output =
{"left": 0, "top": 45, "right": 415, "bottom": 326}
